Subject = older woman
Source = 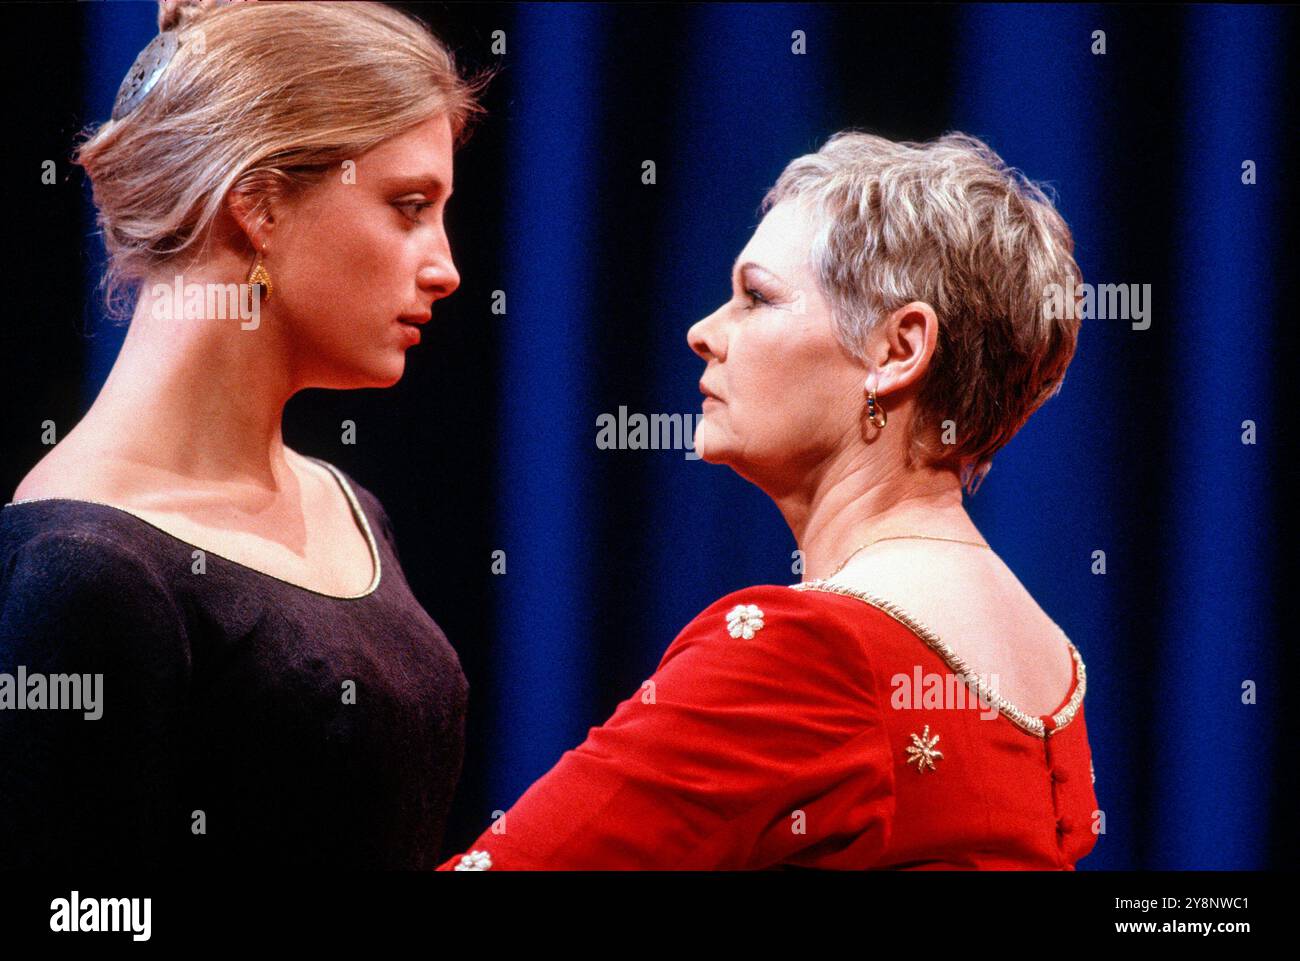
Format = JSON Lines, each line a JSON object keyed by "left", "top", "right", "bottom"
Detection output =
{"left": 441, "top": 131, "right": 1094, "bottom": 871}
{"left": 0, "top": 1, "right": 484, "bottom": 868}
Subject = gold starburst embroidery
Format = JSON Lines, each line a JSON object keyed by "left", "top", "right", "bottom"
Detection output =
{"left": 905, "top": 725, "right": 944, "bottom": 773}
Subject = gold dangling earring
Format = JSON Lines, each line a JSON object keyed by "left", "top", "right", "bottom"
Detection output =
{"left": 247, "top": 250, "right": 273, "bottom": 306}
{"left": 866, "top": 387, "right": 887, "bottom": 429}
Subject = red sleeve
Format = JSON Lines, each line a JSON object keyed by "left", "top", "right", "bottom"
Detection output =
{"left": 438, "top": 585, "right": 895, "bottom": 870}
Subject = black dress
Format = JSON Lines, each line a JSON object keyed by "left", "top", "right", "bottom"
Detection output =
{"left": 0, "top": 457, "right": 468, "bottom": 869}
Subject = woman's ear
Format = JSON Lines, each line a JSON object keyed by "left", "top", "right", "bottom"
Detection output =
{"left": 879, "top": 301, "right": 939, "bottom": 391}
{"left": 224, "top": 177, "right": 280, "bottom": 254}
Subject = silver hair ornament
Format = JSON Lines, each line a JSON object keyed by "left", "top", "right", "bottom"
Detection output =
{"left": 111, "top": 30, "right": 180, "bottom": 121}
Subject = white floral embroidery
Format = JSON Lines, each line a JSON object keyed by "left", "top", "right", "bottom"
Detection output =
{"left": 725, "top": 603, "right": 765, "bottom": 639}
{"left": 454, "top": 849, "right": 492, "bottom": 871}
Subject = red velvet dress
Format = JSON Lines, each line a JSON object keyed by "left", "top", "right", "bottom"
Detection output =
{"left": 438, "top": 582, "right": 1098, "bottom": 870}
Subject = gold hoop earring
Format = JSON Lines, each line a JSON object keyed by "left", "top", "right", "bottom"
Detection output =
{"left": 866, "top": 388, "right": 887, "bottom": 429}
{"left": 248, "top": 252, "right": 273, "bottom": 304}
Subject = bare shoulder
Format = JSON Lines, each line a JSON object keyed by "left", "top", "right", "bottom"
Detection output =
{"left": 835, "top": 542, "right": 1059, "bottom": 632}
{"left": 831, "top": 543, "right": 1076, "bottom": 714}
{"left": 13, "top": 441, "right": 332, "bottom": 513}
{"left": 10, "top": 439, "right": 135, "bottom": 504}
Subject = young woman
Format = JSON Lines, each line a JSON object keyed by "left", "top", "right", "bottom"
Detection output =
{"left": 0, "top": 1, "right": 486, "bottom": 868}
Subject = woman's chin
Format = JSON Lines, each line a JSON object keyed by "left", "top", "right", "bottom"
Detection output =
{"left": 366, "top": 348, "right": 410, "bottom": 387}
{"left": 375, "top": 364, "right": 406, "bottom": 388}
{"left": 691, "top": 430, "right": 731, "bottom": 466}
{"left": 317, "top": 356, "right": 407, "bottom": 390}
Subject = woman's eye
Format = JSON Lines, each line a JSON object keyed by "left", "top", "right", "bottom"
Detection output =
{"left": 397, "top": 201, "right": 436, "bottom": 223}
{"left": 743, "top": 287, "right": 770, "bottom": 309}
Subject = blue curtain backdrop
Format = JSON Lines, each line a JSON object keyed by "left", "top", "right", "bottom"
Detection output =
{"left": 1158, "top": 6, "right": 1284, "bottom": 870}
{"left": 20, "top": 1, "right": 1292, "bottom": 869}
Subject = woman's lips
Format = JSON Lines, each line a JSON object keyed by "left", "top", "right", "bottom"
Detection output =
{"left": 698, "top": 381, "right": 723, "bottom": 402}
{"left": 397, "top": 318, "right": 422, "bottom": 344}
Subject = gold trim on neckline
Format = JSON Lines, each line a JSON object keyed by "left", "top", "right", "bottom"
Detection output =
{"left": 790, "top": 579, "right": 1085, "bottom": 738}
{"left": 304, "top": 457, "right": 383, "bottom": 599}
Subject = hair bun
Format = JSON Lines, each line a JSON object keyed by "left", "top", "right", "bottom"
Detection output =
{"left": 158, "top": 0, "right": 232, "bottom": 32}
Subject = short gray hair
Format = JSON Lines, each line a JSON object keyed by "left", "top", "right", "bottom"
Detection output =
{"left": 762, "top": 130, "right": 1082, "bottom": 493}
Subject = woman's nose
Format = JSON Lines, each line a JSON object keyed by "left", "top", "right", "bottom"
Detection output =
{"left": 418, "top": 253, "right": 460, "bottom": 301}
{"left": 687, "top": 307, "right": 725, "bottom": 361}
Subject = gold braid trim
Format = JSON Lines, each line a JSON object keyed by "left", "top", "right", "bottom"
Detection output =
{"left": 790, "top": 580, "right": 1086, "bottom": 738}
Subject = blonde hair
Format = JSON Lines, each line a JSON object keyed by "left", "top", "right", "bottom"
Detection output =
{"left": 74, "top": 0, "right": 490, "bottom": 320}
{"left": 762, "top": 131, "right": 1082, "bottom": 493}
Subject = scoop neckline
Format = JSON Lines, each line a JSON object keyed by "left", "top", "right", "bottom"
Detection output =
{"left": 790, "top": 579, "right": 1086, "bottom": 739}
{"left": 1, "top": 456, "right": 383, "bottom": 602}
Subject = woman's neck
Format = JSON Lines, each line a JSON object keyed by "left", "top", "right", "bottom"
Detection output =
{"left": 76, "top": 273, "right": 301, "bottom": 495}
{"left": 775, "top": 449, "right": 981, "bottom": 582}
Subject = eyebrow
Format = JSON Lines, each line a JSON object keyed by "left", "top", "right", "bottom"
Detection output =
{"left": 732, "top": 259, "right": 789, "bottom": 289}
{"left": 377, "top": 174, "right": 451, "bottom": 197}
